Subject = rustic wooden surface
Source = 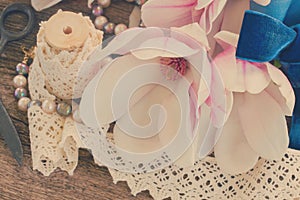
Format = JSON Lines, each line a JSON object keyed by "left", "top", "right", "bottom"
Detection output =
{"left": 0, "top": 0, "right": 153, "bottom": 199}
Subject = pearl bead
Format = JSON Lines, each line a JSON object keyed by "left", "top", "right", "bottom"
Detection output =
{"left": 114, "top": 23, "right": 127, "bottom": 35}
{"left": 97, "top": 0, "right": 111, "bottom": 8}
{"left": 18, "top": 97, "right": 31, "bottom": 112}
{"left": 16, "top": 63, "right": 29, "bottom": 76}
{"left": 72, "top": 109, "right": 83, "bottom": 123}
{"left": 103, "top": 22, "right": 115, "bottom": 34}
{"left": 94, "top": 16, "right": 108, "bottom": 30}
{"left": 57, "top": 102, "right": 72, "bottom": 116}
{"left": 140, "top": 22, "right": 145, "bottom": 27}
{"left": 28, "top": 100, "right": 42, "bottom": 108}
{"left": 14, "top": 88, "right": 27, "bottom": 99}
{"left": 92, "top": 5, "right": 103, "bottom": 17}
{"left": 135, "top": 0, "right": 146, "bottom": 5}
{"left": 13, "top": 75, "right": 27, "bottom": 88}
{"left": 42, "top": 100, "right": 56, "bottom": 114}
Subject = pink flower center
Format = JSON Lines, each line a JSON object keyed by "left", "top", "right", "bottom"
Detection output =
{"left": 160, "top": 57, "right": 188, "bottom": 80}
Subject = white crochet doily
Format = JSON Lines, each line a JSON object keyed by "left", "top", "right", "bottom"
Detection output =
{"left": 110, "top": 149, "right": 300, "bottom": 200}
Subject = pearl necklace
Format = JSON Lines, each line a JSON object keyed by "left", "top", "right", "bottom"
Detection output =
{"left": 14, "top": 47, "right": 73, "bottom": 117}
{"left": 91, "top": 0, "right": 146, "bottom": 35}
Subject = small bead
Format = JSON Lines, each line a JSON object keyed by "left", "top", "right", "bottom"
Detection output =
{"left": 42, "top": 100, "right": 56, "bottom": 114}
{"left": 18, "top": 97, "right": 31, "bottom": 112}
{"left": 135, "top": 0, "right": 146, "bottom": 5}
{"left": 14, "top": 88, "right": 27, "bottom": 99}
{"left": 94, "top": 16, "right": 108, "bottom": 30}
{"left": 97, "top": 0, "right": 111, "bottom": 8}
{"left": 72, "top": 109, "right": 83, "bottom": 123}
{"left": 114, "top": 23, "right": 127, "bottom": 35}
{"left": 57, "top": 102, "right": 72, "bottom": 117}
{"left": 28, "top": 100, "right": 42, "bottom": 108}
{"left": 103, "top": 22, "right": 115, "bottom": 34}
{"left": 92, "top": 5, "right": 103, "bottom": 17}
{"left": 16, "top": 63, "right": 29, "bottom": 76}
{"left": 139, "top": 21, "right": 145, "bottom": 27}
{"left": 13, "top": 75, "right": 27, "bottom": 88}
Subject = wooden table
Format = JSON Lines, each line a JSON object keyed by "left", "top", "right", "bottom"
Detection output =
{"left": 0, "top": 0, "right": 153, "bottom": 199}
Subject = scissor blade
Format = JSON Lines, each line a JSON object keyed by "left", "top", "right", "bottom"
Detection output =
{"left": 0, "top": 100, "right": 23, "bottom": 165}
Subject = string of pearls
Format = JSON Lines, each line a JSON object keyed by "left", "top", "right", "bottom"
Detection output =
{"left": 91, "top": 0, "right": 146, "bottom": 35}
{"left": 13, "top": 48, "right": 73, "bottom": 117}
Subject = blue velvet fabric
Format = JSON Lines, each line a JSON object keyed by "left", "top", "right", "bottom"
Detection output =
{"left": 284, "top": 0, "right": 300, "bottom": 26}
{"left": 289, "top": 88, "right": 300, "bottom": 150}
{"left": 250, "top": 0, "right": 292, "bottom": 21}
{"left": 236, "top": 10, "right": 296, "bottom": 63}
{"left": 237, "top": 4, "right": 300, "bottom": 150}
{"left": 280, "top": 25, "right": 300, "bottom": 64}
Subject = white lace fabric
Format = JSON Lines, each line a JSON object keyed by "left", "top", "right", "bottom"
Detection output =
{"left": 110, "top": 149, "right": 300, "bottom": 200}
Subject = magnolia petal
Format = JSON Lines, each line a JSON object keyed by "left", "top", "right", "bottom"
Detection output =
{"left": 214, "top": 94, "right": 259, "bottom": 174}
{"left": 196, "top": 104, "right": 219, "bottom": 158}
{"left": 237, "top": 92, "right": 289, "bottom": 160}
{"left": 114, "top": 85, "right": 179, "bottom": 153}
{"left": 225, "top": 89, "right": 233, "bottom": 121}
{"left": 141, "top": 0, "right": 201, "bottom": 28}
{"left": 198, "top": 0, "right": 227, "bottom": 33}
{"left": 237, "top": 60, "right": 271, "bottom": 94}
{"left": 132, "top": 49, "right": 180, "bottom": 59}
{"left": 131, "top": 37, "right": 199, "bottom": 60}
{"left": 94, "top": 55, "right": 159, "bottom": 125}
{"left": 253, "top": 0, "right": 271, "bottom": 6}
{"left": 214, "top": 31, "right": 239, "bottom": 49}
{"left": 114, "top": 125, "right": 162, "bottom": 153}
{"left": 214, "top": 47, "right": 245, "bottom": 92}
{"left": 31, "top": 0, "right": 61, "bottom": 11}
{"left": 195, "top": 0, "right": 213, "bottom": 9}
{"left": 267, "top": 63, "right": 295, "bottom": 116}
{"left": 171, "top": 23, "right": 210, "bottom": 50}
{"left": 209, "top": 62, "right": 228, "bottom": 128}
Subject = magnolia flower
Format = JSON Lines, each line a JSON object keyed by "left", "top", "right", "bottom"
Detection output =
{"left": 141, "top": 0, "right": 226, "bottom": 33}
{"left": 78, "top": 24, "right": 229, "bottom": 172}
{"left": 141, "top": 0, "right": 271, "bottom": 34}
{"left": 213, "top": 31, "right": 295, "bottom": 174}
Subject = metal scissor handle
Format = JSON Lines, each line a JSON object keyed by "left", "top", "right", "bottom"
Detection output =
{"left": 0, "top": 3, "right": 35, "bottom": 54}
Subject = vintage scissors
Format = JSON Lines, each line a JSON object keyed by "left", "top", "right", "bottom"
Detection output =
{"left": 0, "top": 3, "right": 35, "bottom": 55}
{"left": 0, "top": 99, "right": 23, "bottom": 165}
{"left": 0, "top": 3, "right": 35, "bottom": 165}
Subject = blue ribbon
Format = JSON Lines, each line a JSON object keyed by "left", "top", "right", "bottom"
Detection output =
{"left": 237, "top": 0, "right": 300, "bottom": 150}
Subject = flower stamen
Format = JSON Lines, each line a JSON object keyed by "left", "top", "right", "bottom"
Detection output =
{"left": 160, "top": 57, "right": 188, "bottom": 80}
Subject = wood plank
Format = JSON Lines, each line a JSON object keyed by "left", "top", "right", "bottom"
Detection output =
{"left": 0, "top": 0, "right": 152, "bottom": 199}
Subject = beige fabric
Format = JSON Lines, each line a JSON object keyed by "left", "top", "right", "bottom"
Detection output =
{"left": 35, "top": 10, "right": 103, "bottom": 100}
{"left": 28, "top": 11, "right": 102, "bottom": 176}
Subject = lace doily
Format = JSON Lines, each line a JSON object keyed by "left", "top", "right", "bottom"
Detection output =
{"left": 109, "top": 149, "right": 300, "bottom": 200}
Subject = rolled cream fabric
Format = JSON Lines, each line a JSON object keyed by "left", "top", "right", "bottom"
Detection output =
{"left": 34, "top": 10, "right": 103, "bottom": 100}
{"left": 28, "top": 10, "right": 103, "bottom": 176}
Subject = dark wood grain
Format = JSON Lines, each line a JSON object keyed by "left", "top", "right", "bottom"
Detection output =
{"left": 0, "top": 0, "right": 153, "bottom": 199}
